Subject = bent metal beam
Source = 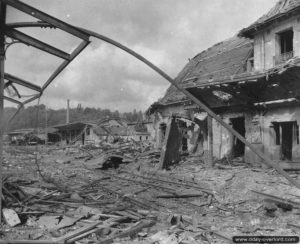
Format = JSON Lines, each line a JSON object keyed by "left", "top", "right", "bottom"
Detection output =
{"left": 79, "top": 28, "right": 300, "bottom": 189}
{"left": 4, "top": 19, "right": 300, "bottom": 189}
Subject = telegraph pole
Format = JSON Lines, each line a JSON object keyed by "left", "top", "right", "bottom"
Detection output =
{"left": 0, "top": 1, "right": 7, "bottom": 223}
{"left": 45, "top": 106, "right": 48, "bottom": 145}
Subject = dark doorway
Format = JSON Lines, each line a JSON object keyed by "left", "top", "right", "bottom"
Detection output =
{"left": 273, "top": 121, "right": 295, "bottom": 160}
{"left": 281, "top": 122, "right": 293, "bottom": 160}
{"left": 230, "top": 117, "right": 245, "bottom": 158}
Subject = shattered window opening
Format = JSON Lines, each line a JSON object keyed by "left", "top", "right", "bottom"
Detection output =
{"left": 275, "top": 29, "right": 294, "bottom": 64}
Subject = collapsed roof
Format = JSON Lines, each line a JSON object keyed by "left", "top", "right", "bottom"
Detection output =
{"left": 159, "top": 36, "right": 254, "bottom": 106}
{"left": 157, "top": 0, "right": 300, "bottom": 112}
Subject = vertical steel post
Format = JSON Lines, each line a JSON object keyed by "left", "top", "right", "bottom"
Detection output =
{"left": 0, "top": 1, "right": 6, "bottom": 223}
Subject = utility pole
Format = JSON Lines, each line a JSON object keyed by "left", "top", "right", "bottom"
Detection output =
{"left": 0, "top": 1, "right": 7, "bottom": 223}
{"left": 45, "top": 106, "right": 48, "bottom": 145}
{"left": 66, "top": 99, "right": 70, "bottom": 124}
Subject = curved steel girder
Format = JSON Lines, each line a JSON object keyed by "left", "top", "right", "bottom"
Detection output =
{"left": 4, "top": 22, "right": 300, "bottom": 188}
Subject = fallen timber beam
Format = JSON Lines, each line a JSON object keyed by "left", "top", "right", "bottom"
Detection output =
{"left": 156, "top": 193, "right": 204, "bottom": 199}
{"left": 0, "top": 240, "right": 62, "bottom": 244}
{"left": 78, "top": 27, "right": 300, "bottom": 189}
{"left": 57, "top": 217, "right": 128, "bottom": 244}
{"left": 103, "top": 172, "right": 210, "bottom": 208}
{"left": 251, "top": 189, "right": 300, "bottom": 208}
{"left": 89, "top": 183, "right": 160, "bottom": 210}
{"left": 98, "top": 219, "right": 156, "bottom": 244}
{"left": 121, "top": 171, "right": 213, "bottom": 195}
{"left": 183, "top": 215, "right": 233, "bottom": 243}
{"left": 102, "top": 172, "right": 178, "bottom": 194}
{"left": 287, "top": 223, "right": 300, "bottom": 230}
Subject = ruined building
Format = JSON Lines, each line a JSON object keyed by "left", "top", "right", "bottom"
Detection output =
{"left": 150, "top": 0, "right": 300, "bottom": 167}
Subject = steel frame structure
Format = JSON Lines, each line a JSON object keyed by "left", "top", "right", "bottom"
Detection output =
{"left": 0, "top": 0, "right": 91, "bottom": 222}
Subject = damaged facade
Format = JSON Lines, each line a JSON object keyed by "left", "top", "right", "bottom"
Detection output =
{"left": 151, "top": 0, "right": 300, "bottom": 167}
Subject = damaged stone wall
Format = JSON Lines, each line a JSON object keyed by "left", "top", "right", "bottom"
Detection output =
{"left": 151, "top": 101, "right": 300, "bottom": 165}
{"left": 210, "top": 105, "right": 300, "bottom": 164}
{"left": 151, "top": 104, "right": 190, "bottom": 148}
{"left": 151, "top": 103, "right": 208, "bottom": 159}
{"left": 211, "top": 112, "right": 261, "bottom": 164}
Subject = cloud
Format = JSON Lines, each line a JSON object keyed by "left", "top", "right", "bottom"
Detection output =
{"left": 5, "top": 0, "right": 278, "bottom": 111}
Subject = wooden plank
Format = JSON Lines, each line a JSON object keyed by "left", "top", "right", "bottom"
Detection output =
{"left": 0, "top": 241, "right": 61, "bottom": 244}
{"left": 156, "top": 193, "right": 203, "bottom": 198}
{"left": 251, "top": 190, "right": 300, "bottom": 207}
{"left": 5, "top": 28, "right": 70, "bottom": 60}
{"left": 98, "top": 219, "right": 155, "bottom": 244}
{"left": 55, "top": 221, "right": 101, "bottom": 242}
{"left": 65, "top": 217, "right": 128, "bottom": 243}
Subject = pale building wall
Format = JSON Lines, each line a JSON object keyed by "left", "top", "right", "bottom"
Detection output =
{"left": 262, "top": 106, "right": 300, "bottom": 161}
{"left": 211, "top": 106, "right": 300, "bottom": 164}
{"left": 254, "top": 16, "right": 300, "bottom": 71}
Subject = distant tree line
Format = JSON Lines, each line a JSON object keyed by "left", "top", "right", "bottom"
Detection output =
{"left": 3, "top": 104, "right": 144, "bottom": 132}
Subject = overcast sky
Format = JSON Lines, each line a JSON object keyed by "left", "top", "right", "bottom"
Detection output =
{"left": 5, "top": 0, "right": 278, "bottom": 112}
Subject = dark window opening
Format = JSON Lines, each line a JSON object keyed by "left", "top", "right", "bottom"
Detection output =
{"left": 140, "top": 136, "right": 142, "bottom": 141}
{"left": 230, "top": 117, "right": 246, "bottom": 158}
{"left": 279, "top": 29, "right": 293, "bottom": 54}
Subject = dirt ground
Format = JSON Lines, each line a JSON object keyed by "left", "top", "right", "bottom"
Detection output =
{"left": 1, "top": 143, "right": 300, "bottom": 243}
